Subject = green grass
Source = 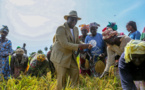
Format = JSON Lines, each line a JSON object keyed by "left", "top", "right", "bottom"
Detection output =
{"left": 0, "top": 56, "right": 122, "bottom": 90}
{"left": 0, "top": 73, "right": 122, "bottom": 90}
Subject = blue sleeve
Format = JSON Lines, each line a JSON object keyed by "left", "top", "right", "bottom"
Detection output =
{"left": 119, "top": 53, "right": 137, "bottom": 90}
{"left": 84, "top": 36, "right": 89, "bottom": 52}
{"left": 8, "top": 40, "right": 13, "bottom": 54}
{"left": 134, "top": 31, "right": 141, "bottom": 40}
{"left": 0, "top": 40, "right": 13, "bottom": 56}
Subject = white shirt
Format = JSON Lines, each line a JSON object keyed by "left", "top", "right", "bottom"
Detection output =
{"left": 70, "top": 29, "right": 75, "bottom": 40}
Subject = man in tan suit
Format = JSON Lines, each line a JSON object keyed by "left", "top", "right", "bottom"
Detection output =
{"left": 50, "top": 10, "right": 92, "bottom": 90}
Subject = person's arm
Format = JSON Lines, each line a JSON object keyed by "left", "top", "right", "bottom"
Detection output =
{"left": 83, "top": 36, "right": 91, "bottom": 60}
{"left": 100, "top": 46, "right": 115, "bottom": 78}
{"left": 56, "top": 26, "right": 79, "bottom": 51}
{"left": 8, "top": 40, "right": 13, "bottom": 55}
{"left": 1, "top": 40, "right": 13, "bottom": 56}
{"left": 56, "top": 26, "right": 90, "bottom": 50}
{"left": 10, "top": 56, "right": 15, "bottom": 75}
{"left": 104, "top": 46, "right": 115, "bottom": 72}
{"left": 119, "top": 54, "right": 137, "bottom": 90}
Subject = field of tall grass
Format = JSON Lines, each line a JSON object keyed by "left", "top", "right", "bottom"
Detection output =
{"left": 0, "top": 57, "right": 122, "bottom": 90}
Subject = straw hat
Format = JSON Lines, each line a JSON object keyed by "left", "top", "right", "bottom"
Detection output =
{"left": 64, "top": 10, "right": 81, "bottom": 20}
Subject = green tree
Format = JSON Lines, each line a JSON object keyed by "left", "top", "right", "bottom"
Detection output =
{"left": 44, "top": 47, "right": 48, "bottom": 55}
{"left": 44, "top": 47, "right": 48, "bottom": 52}
{"left": 37, "top": 50, "right": 43, "bottom": 54}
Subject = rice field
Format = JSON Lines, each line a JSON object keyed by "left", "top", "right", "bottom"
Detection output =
{"left": 0, "top": 56, "right": 122, "bottom": 90}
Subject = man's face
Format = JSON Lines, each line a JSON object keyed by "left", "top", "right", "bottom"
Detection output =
{"left": 16, "top": 54, "right": 23, "bottom": 60}
{"left": 67, "top": 17, "right": 78, "bottom": 29}
{"left": 90, "top": 27, "right": 98, "bottom": 36}
{"left": 131, "top": 54, "right": 145, "bottom": 66}
{"left": 1, "top": 31, "right": 8, "bottom": 38}
{"left": 81, "top": 29, "right": 88, "bottom": 36}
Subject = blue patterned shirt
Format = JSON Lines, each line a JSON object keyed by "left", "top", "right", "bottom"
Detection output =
{"left": 0, "top": 38, "right": 13, "bottom": 79}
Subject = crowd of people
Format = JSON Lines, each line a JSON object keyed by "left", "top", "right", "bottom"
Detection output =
{"left": 0, "top": 25, "right": 52, "bottom": 79}
{"left": 0, "top": 10, "right": 145, "bottom": 90}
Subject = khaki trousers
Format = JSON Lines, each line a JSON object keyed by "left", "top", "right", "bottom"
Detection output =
{"left": 54, "top": 59, "right": 79, "bottom": 90}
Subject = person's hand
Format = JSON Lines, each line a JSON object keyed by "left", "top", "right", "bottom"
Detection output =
{"left": 99, "top": 53, "right": 105, "bottom": 57}
{"left": 114, "top": 60, "right": 119, "bottom": 67}
{"left": 98, "top": 53, "right": 105, "bottom": 61}
{"left": 89, "top": 56, "right": 93, "bottom": 62}
{"left": 88, "top": 44, "right": 92, "bottom": 50}
{"left": 100, "top": 71, "right": 109, "bottom": 78}
{"left": 79, "top": 44, "right": 91, "bottom": 49}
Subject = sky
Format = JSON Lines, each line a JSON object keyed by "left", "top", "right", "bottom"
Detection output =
{"left": 0, "top": 0, "right": 145, "bottom": 55}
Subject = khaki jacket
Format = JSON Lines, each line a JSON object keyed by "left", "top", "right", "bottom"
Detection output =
{"left": 50, "top": 22, "right": 81, "bottom": 68}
